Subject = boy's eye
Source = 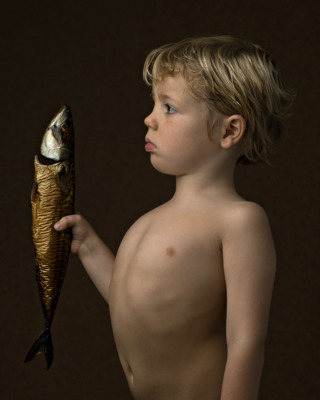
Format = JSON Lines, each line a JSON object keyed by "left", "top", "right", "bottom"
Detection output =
{"left": 165, "top": 104, "right": 176, "bottom": 114}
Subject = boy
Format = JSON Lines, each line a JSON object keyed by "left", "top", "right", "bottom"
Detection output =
{"left": 54, "top": 36, "right": 293, "bottom": 399}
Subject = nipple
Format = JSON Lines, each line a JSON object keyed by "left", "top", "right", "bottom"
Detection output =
{"left": 166, "top": 247, "right": 176, "bottom": 257}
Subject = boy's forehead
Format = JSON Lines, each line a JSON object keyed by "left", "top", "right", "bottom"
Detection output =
{"left": 152, "top": 72, "right": 188, "bottom": 98}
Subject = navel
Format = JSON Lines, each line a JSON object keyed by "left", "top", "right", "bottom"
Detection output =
{"left": 166, "top": 246, "right": 176, "bottom": 257}
{"left": 125, "top": 360, "right": 133, "bottom": 381}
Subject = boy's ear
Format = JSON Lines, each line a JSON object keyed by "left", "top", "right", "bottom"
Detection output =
{"left": 220, "top": 115, "right": 246, "bottom": 149}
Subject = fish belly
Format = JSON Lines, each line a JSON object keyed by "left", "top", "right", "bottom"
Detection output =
{"left": 32, "top": 156, "right": 74, "bottom": 323}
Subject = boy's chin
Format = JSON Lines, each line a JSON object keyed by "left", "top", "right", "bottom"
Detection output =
{"left": 150, "top": 159, "right": 184, "bottom": 176}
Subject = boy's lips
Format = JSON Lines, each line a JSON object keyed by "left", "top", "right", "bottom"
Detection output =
{"left": 145, "top": 137, "right": 156, "bottom": 151}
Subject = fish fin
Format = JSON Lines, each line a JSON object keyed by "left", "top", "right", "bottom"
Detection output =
{"left": 24, "top": 327, "right": 53, "bottom": 370}
{"left": 31, "top": 180, "right": 38, "bottom": 202}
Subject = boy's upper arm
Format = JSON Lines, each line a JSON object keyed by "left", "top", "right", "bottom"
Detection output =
{"left": 222, "top": 202, "right": 276, "bottom": 346}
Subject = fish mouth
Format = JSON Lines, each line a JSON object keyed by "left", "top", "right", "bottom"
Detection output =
{"left": 40, "top": 105, "right": 74, "bottom": 162}
{"left": 50, "top": 105, "right": 70, "bottom": 125}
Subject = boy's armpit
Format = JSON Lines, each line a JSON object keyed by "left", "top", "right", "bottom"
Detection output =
{"left": 221, "top": 202, "right": 276, "bottom": 346}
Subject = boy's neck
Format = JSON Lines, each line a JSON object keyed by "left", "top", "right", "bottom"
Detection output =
{"left": 172, "top": 162, "right": 239, "bottom": 203}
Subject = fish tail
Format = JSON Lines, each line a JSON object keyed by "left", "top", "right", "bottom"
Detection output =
{"left": 24, "top": 326, "right": 53, "bottom": 370}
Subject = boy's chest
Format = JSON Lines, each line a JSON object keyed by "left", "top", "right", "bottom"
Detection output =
{"left": 110, "top": 207, "right": 226, "bottom": 330}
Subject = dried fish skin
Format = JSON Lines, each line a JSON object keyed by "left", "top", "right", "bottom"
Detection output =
{"left": 32, "top": 157, "right": 75, "bottom": 323}
{"left": 25, "top": 105, "right": 75, "bottom": 370}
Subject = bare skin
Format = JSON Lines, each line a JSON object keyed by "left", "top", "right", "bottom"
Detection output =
{"left": 55, "top": 72, "right": 276, "bottom": 400}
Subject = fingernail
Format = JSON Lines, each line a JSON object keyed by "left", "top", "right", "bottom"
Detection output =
{"left": 54, "top": 223, "right": 60, "bottom": 229}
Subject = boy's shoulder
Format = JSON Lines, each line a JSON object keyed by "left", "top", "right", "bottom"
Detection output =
{"left": 223, "top": 199, "right": 268, "bottom": 220}
{"left": 217, "top": 199, "right": 275, "bottom": 274}
{"left": 218, "top": 199, "right": 271, "bottom": 241}
{"left": 130, "top": 198, "right": 270, "bottom": 240}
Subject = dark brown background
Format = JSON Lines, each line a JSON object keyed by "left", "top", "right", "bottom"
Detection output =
{"left": 0, "top": 0, "right": 319, "bottom": 399}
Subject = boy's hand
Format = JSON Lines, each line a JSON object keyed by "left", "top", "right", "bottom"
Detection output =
{"left": 54, "top": 214, "right": 114, "bottom": 303}
{"left": 54, "top": 214, "right": 94, "bottom": 257}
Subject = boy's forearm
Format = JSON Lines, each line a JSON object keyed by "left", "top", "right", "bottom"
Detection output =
{"left": 220, "top": 340, "right": 265, "bottom": 400}
{"left": 79, "top": 232, "right": 115, "bottom": 303}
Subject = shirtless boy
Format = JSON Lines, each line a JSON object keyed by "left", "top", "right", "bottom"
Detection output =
{"left": 55, "top": 36, "right": 293, "bottom": 400}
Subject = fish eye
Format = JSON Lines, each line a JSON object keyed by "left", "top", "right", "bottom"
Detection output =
{"left": 62, "top": 123, "right": 70, "bottom": 133}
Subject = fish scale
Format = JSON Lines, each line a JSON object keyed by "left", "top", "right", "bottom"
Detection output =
{"left": 25, "top": 105, "right": 75, "bottom": 370}
{"left": 32, "top": 158, "right": 74, "bottom": 321}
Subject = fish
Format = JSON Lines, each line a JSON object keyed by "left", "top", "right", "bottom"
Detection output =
{"left": 25, "top": 105, "right": 75, "bottom": 370}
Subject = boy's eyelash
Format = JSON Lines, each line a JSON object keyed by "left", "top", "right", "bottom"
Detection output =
{"left": 165, "top": 104, "right": 176, "bottom": 114}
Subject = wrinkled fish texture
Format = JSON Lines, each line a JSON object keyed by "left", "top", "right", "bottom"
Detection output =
{"left": 25, "top": 105, "right": 74, "bottom": 370}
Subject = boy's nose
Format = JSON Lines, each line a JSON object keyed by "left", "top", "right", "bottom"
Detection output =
{"left": 144, "top": 109, "right": 157, "bottom": 130}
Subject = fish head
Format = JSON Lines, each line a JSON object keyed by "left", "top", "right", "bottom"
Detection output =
{"left": 40, "top": 105, "right": 74, "bottom": 162}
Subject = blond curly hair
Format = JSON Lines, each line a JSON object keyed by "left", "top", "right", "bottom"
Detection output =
{"left": 143, "top": 36, "right": 294, "bottom": 164}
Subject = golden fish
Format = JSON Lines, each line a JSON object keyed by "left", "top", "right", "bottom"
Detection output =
{"left": 25, "top": 105, "right": 75, "bottom": 369}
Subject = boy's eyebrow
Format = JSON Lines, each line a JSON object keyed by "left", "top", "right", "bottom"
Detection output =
{"left": 151, "top": 89, "right": 175, "bottom": 103}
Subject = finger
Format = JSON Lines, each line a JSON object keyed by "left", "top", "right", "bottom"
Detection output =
{"left": 54, "top": 214, "right": 80, "bottom": 230}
